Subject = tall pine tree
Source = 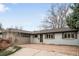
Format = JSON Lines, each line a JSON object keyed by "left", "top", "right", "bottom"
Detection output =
{"left": 66, "top": 3, "right": 79, "bottom": 29}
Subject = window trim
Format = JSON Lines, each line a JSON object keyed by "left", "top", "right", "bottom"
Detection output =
{"left": 62, "top": 32, "right": 77, "bottom": 39}
{"left": 45, "top": 33, "right": 55, "bottom": 39}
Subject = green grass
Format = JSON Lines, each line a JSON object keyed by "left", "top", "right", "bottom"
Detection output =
{"left": 0, "top": 46, "right": 21, "bottom": 56}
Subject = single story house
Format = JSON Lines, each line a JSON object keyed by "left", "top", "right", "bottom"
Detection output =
{"left": 0, "top": 28, "right": 79, "bottom": 46}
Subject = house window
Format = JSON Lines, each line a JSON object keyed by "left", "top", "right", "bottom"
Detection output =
{"left": 64, "top": 33, "right": 67, "bottom": 38}
{"left": 68, "top": 33, "right": 70, "bottom": 38}
{"left": 62, "top": 32, "right": 77, "bottom": 39}
{"left": 33, "top": 34, "right": 38, "bottom": 38}
{"left": 0, "top": 32, "right": 2, "bottom": 34}
{"left": 45, "top": 33, "right": 55, "bottom": 39}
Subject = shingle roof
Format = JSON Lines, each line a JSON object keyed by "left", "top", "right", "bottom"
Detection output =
{"left": 5, "top": 28, "right": 32, "bottom": 34}
{"left": 32, "top": 28, "right": 78, "bottom": 34}
{"left": 3, "top": 28, "right": 78, "bottom": 34}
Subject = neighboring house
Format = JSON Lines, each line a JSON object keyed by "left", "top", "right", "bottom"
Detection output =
{"left": 0, "top": 28, "right": 79, "bottom": 46}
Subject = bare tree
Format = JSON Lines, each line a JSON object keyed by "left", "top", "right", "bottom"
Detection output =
{"left": 41, "top": 4, "right": 70, "bottom": 29}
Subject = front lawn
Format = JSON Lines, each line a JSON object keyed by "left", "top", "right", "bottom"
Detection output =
{"left": 0, "top": 46, "right": 21, "bottom": 56}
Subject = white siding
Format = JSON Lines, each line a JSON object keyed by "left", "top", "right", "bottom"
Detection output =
{"left": 0, "top": 31, "right": 2, "bottom": 38}
{"left": 43, "top": 33, "right": 79, "bottom": 46}
{"left": 55, "top": 33, "right": 62, "bottom": 39}
{"left": 30, "top": 35, "right": 40, "bottom": 43}
{"left": 77, "top": 31, "right": 79, "bottom": 39}
{"left": 0, "top": 35, "right": 2, "bottom": 38}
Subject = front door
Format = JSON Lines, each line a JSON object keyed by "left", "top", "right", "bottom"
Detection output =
{"left": 40, "top": 34, "right": 43, "bottom": 43}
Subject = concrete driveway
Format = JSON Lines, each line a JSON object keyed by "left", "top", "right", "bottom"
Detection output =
{"left": 10, "top": 44, "right": 79, "bottom": 56}
{"left": 10, "top": 48, "right": 67, "bottom": 56}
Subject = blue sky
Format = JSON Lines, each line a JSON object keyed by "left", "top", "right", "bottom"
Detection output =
{"left": 0, "top": 3, "right": 51, "bottom": 31}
